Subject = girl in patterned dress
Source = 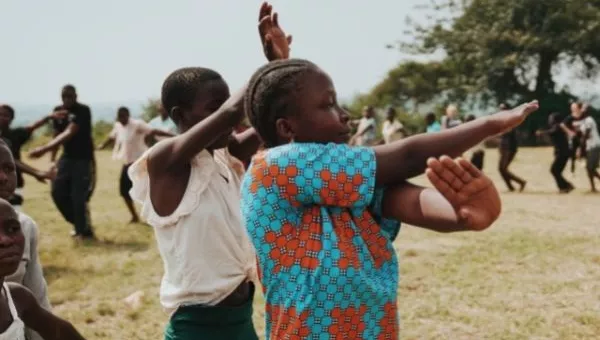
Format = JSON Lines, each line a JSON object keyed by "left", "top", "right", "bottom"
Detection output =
{"left": 240, "top": 58, "right": 539, "bottom": 339}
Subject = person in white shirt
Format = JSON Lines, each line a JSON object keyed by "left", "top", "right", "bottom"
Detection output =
{"left": 351, "top": 106, "right": 377, "bottom": 146}
{"left": 578, "top": 111, "right": 600, "bottom": 192}
{"left": 441, "top": 104, "right": 463, "bottom": 130}
{"left": 381, "top": 107, "right": 405, "bottom": 144}
{"left": 98, "top": 107, "right": 173, "bottom": 222}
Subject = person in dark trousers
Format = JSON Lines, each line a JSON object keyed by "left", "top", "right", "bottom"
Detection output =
{"left": 537, "top": 112, "right": 574, "bottom": 193}
{"left": 560, "top": 102, "right": 584, "bottom": 174}
{"left": 465, "top": 115, "right": 485, "bottom": 170}
{"left": 0, "top": 105, "right": 57, "bottom": 208}
{"left": 28, "top": 85, "right": 96, "bottom": 239}
{"left": 497, "top": 103, "right": 527, "bottom": 192}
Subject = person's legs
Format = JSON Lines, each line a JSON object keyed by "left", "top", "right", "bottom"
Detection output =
{"left": 70, "top": 160, "right": 94, "bottom": 237}
{"left": 499, "top": 149, "right": 526, "bottom": 192}
{"left": 551, "top": 151, "right": 573, "bottom": 192}
{"left": 470, "top": 150, "right": 484, "bottom": 171}
{"left": 586, "top": 147, "right": 600, "bottom": 192}
{"left": 51, "top": 158, "right": 76, "bottom": 228}
{"left": 119, "top": 164, "right": 139, "bottom": 223}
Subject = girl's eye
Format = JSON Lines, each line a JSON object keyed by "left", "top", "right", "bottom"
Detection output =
{"left": 6, "top": 223, "right": 20, "bottom": 235}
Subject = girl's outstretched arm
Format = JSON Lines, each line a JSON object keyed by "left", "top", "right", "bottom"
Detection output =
{"left": 9, "top": 283, "right": 86, "bottom": 340}
{"left": 382, "top": 156, "right": 501, "bottom": 233}
{"left": 373, "top": 101, "right": 539, "bottom": 186}
{"left": 228, "top": 127, "right": 262, "bottom": 165}
{"left": 148, "top": 2, "right": 289, "bottom": 173}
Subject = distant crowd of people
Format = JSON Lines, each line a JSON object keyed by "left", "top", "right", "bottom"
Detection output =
{"left": 349, "top": 101, "right": 600, "bottom": 193}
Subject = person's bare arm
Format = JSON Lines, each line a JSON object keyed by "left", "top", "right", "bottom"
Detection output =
{"left": 97, "top": 136, "right": 115, "bottom": 150}
{"left": 29, "top": 123, "right": 79, "bottom": 159}
{"left": 382, "top": 157, "right": 501, "bottom": 233}
{"left": 227, "top": 127, "right": 262, "bottom": 165}
{"left": 149, "top": 129, "right": 175, "bottom": 138}
{"left": 14, "top": 160, "right": 49, "bottom": 183}
{"left": 147, "top": 87, "right": 246, "bottom": 175}
{"left": 9, "top": 283, "right": 86, "bottom": 340}
{"left": 373, "top": 101, "right": 538, "bottom": 186}
{"left": 25, "top": 110, "right": 67, "bottom": 134}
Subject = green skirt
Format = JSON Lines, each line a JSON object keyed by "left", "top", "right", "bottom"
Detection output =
{"left": 164, "top": 287, "right": 258, "bottom": 340}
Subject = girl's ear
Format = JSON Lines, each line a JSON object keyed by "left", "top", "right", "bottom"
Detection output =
{"left": 275, "top": 118, "right": 295, "bottom": 144}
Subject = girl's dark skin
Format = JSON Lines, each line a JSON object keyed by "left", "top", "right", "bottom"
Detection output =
{"left": 0, "top": 198, "right": 86, "bottom": 340}
{"left": 145, "top": 3, "right": 289, "bottom": 304}
{"left": 268, "top": 67, "right": 538, "bottom": 231}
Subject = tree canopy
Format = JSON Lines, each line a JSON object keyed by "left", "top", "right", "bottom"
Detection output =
{"left": 355, "top": 0, "right": 600, "bottom": 136}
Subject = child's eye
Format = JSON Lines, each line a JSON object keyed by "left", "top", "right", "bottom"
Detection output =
{"left": 6, "top": 223, "right": 20, "bottom": 235}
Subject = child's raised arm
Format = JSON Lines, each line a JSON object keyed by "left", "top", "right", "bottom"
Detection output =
{"left": 381, "top": 156, "right": 501, "bottom": 233}
{"left": 373, "top": 101, "right": 538, "bottom": 186}
{"left": 148, "top": 3, "right": 290, "bottom": 173}
{"left": 9, "top": 283, "right": 86, "bottom": 340}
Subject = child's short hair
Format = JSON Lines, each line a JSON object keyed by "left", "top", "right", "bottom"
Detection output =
{"left": 465, "top": 114, "right": 476, "bottom": 122}
{"left": 245, "top": 59, "right": 319, "bottom": 147}
{"left": 161, "top": 67, "right": 223, "bottom": 122}
{"left": 0, "top": 105, "right": 14, "bottom": 120}
{"left": 425, "top": 112, "right": 436, "bottom": 125}
{"left": 118, "top": 106, "right": 130, "bottom": 115}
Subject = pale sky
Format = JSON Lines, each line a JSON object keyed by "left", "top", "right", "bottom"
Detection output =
{"left": 1, "top": 0, "right": 429, "bottom": 106}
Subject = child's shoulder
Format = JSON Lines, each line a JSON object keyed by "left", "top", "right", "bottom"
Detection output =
{"left": 5, "top": 282, "right": 36, "bottom": 315}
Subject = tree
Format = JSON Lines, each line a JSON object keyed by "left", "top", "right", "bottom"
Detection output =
{"left": 403, "top": 0, "right": 600, "bottom": 104}
{"left": 141, "top": 98, "right": 161, "bottom": 122}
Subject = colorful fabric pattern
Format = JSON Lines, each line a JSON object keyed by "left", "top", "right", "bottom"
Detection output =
{"left": 241, "top": 143, "right": 401, "bottom": 340}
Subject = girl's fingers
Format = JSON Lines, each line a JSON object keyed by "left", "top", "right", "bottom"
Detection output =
{"left": 440, "top": 156, "right": 473, "bottom": 184}
{"left": 273, "top": 12, "right": 279, "bottom": 26}
{"left": 457, "top": 158, "right": 482, "bottom": 178}
{"left": 426, "top": 168, "right": 459, "bottom": 203}
{"left": 287, "top": 35, "right": 293, "bottom": 46}
{"left": 429, "top": 156, "right": 463, "bottom": 190}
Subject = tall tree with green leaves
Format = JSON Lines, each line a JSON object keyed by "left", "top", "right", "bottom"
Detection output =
{"left": 403, "top": 0, "right": 600, "bottom": 104}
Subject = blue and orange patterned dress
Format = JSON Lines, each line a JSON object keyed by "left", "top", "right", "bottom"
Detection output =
{"left": 241, "top": 143, "right": 401, "bottom": 339}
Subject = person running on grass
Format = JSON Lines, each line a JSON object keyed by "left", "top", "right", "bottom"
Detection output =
{"left": 241, "top": 57, "right": 539, "bottom": 339}
{"left": 127, "top": 3, "right": 289, "bottom": 339}
{"left": 0, "top": 105, "right": 57, "bottom": 209}
{"left": 577, "top": 109, "right": 600, "bottom": 192}
{"left": 0, "top": 198, "right": 87, "bottom": 340}
{"left": 536, "top": 112, "right": 574, "bottom": 193}
{"left": 29, "top": 85, "right": 96, "bottom": 240}
{"left": 97, "top": 107, "right": 174, "bottom": 223}
{"left": 497, "top": 103, "right": 527, "bottom": 192}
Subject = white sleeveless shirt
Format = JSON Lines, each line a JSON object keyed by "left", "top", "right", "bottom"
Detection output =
{"left": 0, "top": 283, "right": 26, "bottom": 340}
{"left": 128, "top": 144, "right": 257, "bottom": 315}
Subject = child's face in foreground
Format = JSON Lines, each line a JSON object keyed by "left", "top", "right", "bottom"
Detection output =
{"left": 0, "top": 146, "right": 16, "bottom": 200}
{"left": 282, "top": 69, "right": 352, "bottom": 145}
{"left": 0, "top": 200, "right": 23, "bottom": 278}
{"left": 183, "top": 79, "right": 232, "bottom": 150}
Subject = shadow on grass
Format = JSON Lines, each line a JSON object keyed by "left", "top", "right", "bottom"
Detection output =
{"left": 75, "top": 238, "right": 150, "bottom": 252}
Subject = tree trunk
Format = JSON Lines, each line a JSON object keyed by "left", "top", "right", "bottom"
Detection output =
{"left": 534, "top": 52, "right": 558, "bottom": 97}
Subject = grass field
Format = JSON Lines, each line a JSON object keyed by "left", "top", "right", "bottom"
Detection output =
{"left": 20, "top": 147, "right": 600, "bottom": 340}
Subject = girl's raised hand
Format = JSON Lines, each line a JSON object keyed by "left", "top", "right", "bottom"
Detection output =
{"left": 258, "top": 2, "right": 292, "bottom": 61}
{"left": 425, "top": 156, "right": 501, "bottom": 231}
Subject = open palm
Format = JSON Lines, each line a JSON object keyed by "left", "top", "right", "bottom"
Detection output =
{"left": 258, "top": 2, "right": 292, "bottom": 61}
{"left": 426, "top": 156, "right": 501, "bottom": 231}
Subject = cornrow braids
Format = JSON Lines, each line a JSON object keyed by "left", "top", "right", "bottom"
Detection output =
{"left": 161, "top": 67, "right": 223, "bottom": 123}
{"left": 245, "top": 59, "right": 318, "bottom": 148}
